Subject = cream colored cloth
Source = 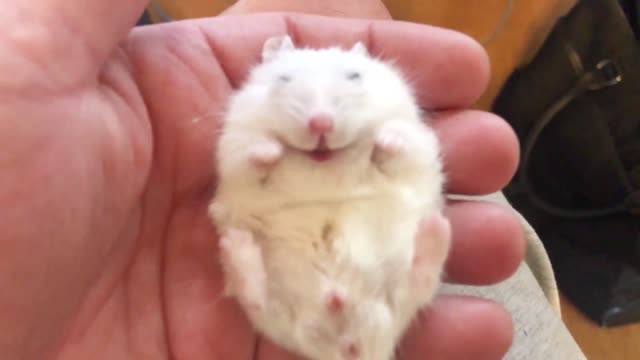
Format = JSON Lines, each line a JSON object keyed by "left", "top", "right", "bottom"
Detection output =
{"left": 442, "top": 192, "right": 586, "bottom": 359}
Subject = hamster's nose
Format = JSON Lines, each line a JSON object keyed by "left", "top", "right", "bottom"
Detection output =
{"left": 307, "top": 114, "right": 334, "bottom": 135}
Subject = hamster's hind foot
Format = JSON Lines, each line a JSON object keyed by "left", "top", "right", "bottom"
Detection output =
{"left": 219, "top": 228, "right": 267, "bottom": 312}
{"left": 411, "top": 212, "right": 451, "bottom": 300}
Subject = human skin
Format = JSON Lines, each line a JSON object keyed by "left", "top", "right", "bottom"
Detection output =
{"left": 222, "top": 0, "right": 391, "bottom": 18}
{"left": 0, "top": 1, "right": 523, "bottom": 359}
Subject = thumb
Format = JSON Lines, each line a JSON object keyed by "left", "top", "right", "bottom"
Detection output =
{"left": 5, "top": 0, "right": 147, "bottom": 76}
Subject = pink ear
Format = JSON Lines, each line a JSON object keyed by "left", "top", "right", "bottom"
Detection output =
{"left": 262, "top": 35, "right": 295, "bottom": 62}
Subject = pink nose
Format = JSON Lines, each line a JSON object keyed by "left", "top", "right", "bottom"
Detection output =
{"left": 307, "top": 114, "right": 334, "bottom": 134}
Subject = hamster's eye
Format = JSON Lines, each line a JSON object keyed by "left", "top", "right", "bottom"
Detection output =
{"left": 346, "top": 71, "right": 361, "bottom": 81}
{"left": 278, "top": 74, "right": 292, "bottom": 82}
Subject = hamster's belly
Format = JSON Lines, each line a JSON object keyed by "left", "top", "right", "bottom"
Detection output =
{"left": 255, "top": 195, "right": 422, "bottom": 290}
{"left": 242, "top": 195, "right": 427, "bottom": 359}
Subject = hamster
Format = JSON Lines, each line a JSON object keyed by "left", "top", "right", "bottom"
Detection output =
{"left": 208, "top": 35, "right": 451, "bottom": 360}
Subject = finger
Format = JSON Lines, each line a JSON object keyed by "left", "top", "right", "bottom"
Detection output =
{"left": 221, "top": 0, "right": 392, "bottom": 20}
{"left": 399, "top": 295, "right": 513, "bottom": 360}
{"left": 196, "top": 12, "right": 490, "bottom": 109}
{"left": 14, "top": 0, "right": 147, "bottom": 69}
{"left": 444, "top": 199, "right": 525, "bottom": 285}
{"left": 431, "top": 109, "right": 520, "bottom": 195}
{"left": 256, "top": 337, "right": 304, "bottom": 360}
{"left": 293, "top": 14, "right": 490, "bottom": 109}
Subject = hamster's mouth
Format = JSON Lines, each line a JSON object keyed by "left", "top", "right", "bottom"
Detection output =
{"left": 303, "top": 135, "right": 356, "bottom": 162}
{"left": 283, "top": 135, "right": 351, "bottom": 162}
{"left": 305, "top": 136, "right": 335, "bottom": 162}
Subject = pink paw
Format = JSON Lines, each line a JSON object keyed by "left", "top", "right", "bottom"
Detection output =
{"left": 219, "top": 228, "right": 267, "bottom": 311}
{"left": 413, "top": 212, "right": 451, "bottom": 263}
{"left": 423, "top": 212, "right": 450, "bottom": 245}
{"left": 247, "top": 139, "right": 283, "bottom": 167}
{"left": 374, "top": 128, "right": 407, "bottom": 156}
{"left": 411, "top": 211, "right": 451, "bottom": 286}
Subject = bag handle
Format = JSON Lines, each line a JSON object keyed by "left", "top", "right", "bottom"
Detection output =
{"left": 518, "top": 47, "right": 640, "bottom": 219}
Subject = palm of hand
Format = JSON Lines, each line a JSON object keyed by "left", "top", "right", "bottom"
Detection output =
{"left": 2, "top": 16, "right": 260, "bottom": 359}
{"left": 1, "top": 12, "right": 521, "bottom": 360}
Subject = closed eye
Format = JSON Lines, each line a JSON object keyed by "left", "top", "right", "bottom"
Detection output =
{"left": 278, "top": 74, "right": 292, "bottom": 82}
{"left": 346, "top": 71, "right": 361, "bottom": 80}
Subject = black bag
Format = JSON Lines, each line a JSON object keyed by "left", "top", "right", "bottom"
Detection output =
{"left": 492, "top": 0, "right": 640, "bottom": 327}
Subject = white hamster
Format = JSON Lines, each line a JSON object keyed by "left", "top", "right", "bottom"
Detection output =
{"left": 208, "top": 35, "right": 451, "bottom": 360}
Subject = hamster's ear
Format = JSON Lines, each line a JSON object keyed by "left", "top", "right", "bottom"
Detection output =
{"left": 262, "top": 35, "right": 295, "bottom": 62}
{"left": 350, "top": 42, "right": 368, "bottom": 56}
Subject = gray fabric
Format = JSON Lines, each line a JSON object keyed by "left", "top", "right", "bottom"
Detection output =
{"left": 442, "top": 192, "right": 586, "bottom": 359}
{"left": 440, "top": 264, "right": 586, "bottom": 359}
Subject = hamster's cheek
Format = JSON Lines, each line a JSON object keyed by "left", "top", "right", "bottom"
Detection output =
{"left": 278, "top": 130, "right": 316, "bottom": 151}
{"left": 334, "top": 122, "right": 368, "bottom": 149}
{"left": 329, "top": 134, "right": 353, "bottom": 150}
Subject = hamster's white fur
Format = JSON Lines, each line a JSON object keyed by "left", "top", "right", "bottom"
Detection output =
{"left": 209, "top": 35, "right": 451, "bottom": 360}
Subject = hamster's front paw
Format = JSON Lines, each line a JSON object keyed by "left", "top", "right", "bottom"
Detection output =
{"left": 374, "top": 127, "right": 408, "bottom": 157}
{"left": 247, "top": 138, "right": 283, "bottom": 168}
{"left": 371, "top": 121, "right": 440, "bottom": 181}
{"left": 371, "top": 123, "right": 412, "bottom": 173}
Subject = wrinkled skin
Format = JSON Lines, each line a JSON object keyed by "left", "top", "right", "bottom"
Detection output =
{"left": 0, "top": 1, "right": 524, "bottom": 359}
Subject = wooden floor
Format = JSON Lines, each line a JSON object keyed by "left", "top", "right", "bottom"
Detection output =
{"left": 560, "top": 294, "right": 640, "bottom": 360}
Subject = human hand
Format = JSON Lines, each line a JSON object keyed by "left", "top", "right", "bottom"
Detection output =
{"left": 222, "top": 0, "right": 391, "bottom": 19}
{"left": 0, "top": 1, "right": 523, "bottom": 359}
